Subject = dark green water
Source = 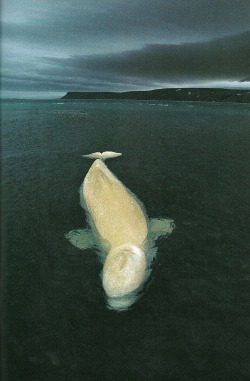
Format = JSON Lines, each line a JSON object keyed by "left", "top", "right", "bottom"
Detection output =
{"left": 1, "top": 99, "right": 250, "bottom": 380}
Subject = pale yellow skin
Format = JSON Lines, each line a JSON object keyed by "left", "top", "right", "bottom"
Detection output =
{"left": 66, "top": 154, "right": 175, "bottom": 308}
{"left": 83, "top": 159, "right": 148, "bottom": 249}
{"left": 83, "top": 159, "right": 148, "bottom": 297}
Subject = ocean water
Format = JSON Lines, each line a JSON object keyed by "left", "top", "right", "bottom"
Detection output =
{"left": 1, "top": 99, "right": 250, "bottom": 381}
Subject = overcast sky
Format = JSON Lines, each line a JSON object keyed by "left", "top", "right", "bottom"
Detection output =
{"left": 2, "top": 0, "right": 250, "bottom": 98}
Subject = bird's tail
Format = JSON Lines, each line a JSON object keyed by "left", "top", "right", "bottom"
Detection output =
{"left": 82, "top": 151, "right": 122, "bottom": 160}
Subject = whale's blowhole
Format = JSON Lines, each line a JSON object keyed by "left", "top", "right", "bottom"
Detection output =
{"left": 103, "top": 244, "right": 146, "bottom": 298}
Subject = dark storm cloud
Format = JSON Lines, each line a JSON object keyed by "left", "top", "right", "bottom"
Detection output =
{"left": 3, "top": 0, "right": 250, "bottom": 46}
{"left": 2, "top": 0, "right": 250, "bottom": 95}
{"left": 78, "top": 32, "right": 250, "bottom": 81}
{"left": 5, "top": 31, "right": 247, "bottom": 92}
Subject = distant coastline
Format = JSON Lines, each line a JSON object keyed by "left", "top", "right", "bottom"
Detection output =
{"left": 61, "top": 88, "right": 250, "bottom": 103}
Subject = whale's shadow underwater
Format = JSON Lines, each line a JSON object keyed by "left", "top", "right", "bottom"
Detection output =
{"left": 66, "top": 151, "right": 175, "bottom": 311}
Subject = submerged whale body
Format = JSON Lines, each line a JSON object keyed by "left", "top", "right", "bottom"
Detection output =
{"left": 66, "top": 151, "right": 175, "bottom": 311}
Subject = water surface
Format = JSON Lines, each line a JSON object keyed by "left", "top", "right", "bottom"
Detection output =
{"left": 2, "top": 99, "right": 250, "bottom": 380}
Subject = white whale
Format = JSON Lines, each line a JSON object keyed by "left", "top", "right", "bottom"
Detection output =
{"left": 66, "top": 151, "right": 175, "bottom": 311}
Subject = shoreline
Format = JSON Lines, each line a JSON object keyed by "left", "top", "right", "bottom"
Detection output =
{"left": 61, "top": 87, "right": 250, "bottom": 103}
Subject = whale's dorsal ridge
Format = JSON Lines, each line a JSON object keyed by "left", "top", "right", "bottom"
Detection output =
{"left": 82, "top": 151, "right": 122, "bottom": 160}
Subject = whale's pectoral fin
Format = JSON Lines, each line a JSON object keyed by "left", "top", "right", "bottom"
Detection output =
{"left": 65, "top": 229, "right": 95, "bottom": 250}
{"left": 149, "top": 218, "right": 175, "bottom": 240}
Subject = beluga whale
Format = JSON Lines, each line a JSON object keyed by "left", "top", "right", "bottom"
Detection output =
{"left": 66, "top": 151, "right": 175, "bottom": 311}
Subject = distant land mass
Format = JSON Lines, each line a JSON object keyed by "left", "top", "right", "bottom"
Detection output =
{"left": 62, "top": 88, "right": 250, "bottom": 103}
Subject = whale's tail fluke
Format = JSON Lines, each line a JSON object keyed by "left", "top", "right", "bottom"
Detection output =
{"left": 82, "top": 151, "right": 122, "bottom": 160}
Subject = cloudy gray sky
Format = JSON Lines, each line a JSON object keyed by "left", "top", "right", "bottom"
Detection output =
{"left": 2, "top": 0, "right": 250, "bottom": 98}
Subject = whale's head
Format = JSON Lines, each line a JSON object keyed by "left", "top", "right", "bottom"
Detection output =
{"left": 102, "top": 244, "right": 147, "bottom": 310}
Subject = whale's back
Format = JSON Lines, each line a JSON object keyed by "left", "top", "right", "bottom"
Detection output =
{"left": 83, "top": 159, "right": 148, "bottom": 249}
